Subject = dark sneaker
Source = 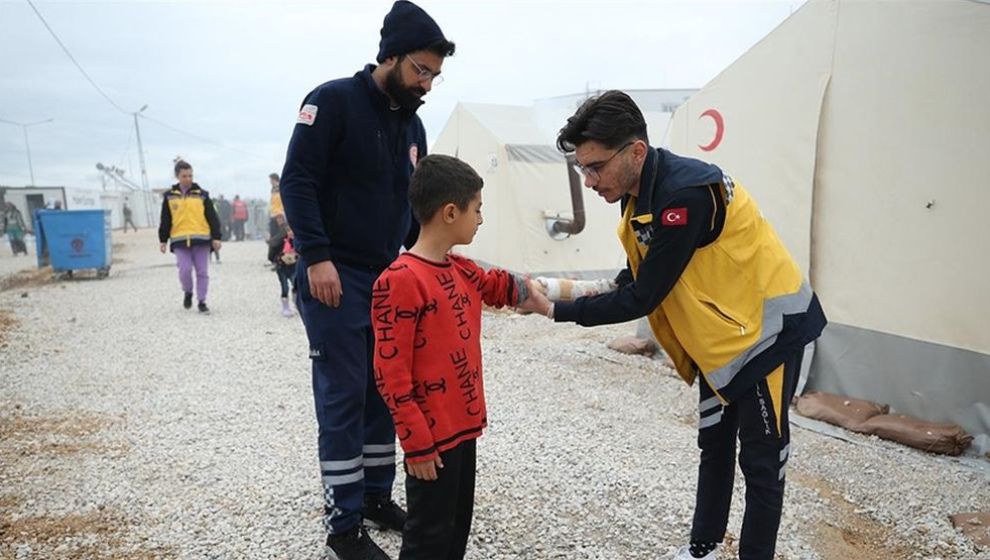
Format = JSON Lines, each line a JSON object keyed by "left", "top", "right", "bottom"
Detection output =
{"left": 197, "top": 302, "right": 210, "bottom": 314}
{"left": 362, "top": 493, "right": 406, "bottom": 533}
{"left": 183, "top": 292, "right": 193, "bottom": 309}
{"left": 326, "top": 525, "right": 390, "bottom": 560}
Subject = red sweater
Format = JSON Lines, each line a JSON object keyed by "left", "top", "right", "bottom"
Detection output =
{"left": 371, "top": 252, "right": 520, "bottom": 463}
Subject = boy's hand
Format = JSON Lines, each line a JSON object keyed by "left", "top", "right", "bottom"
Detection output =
{"left": 407, "top": 456, "right": 444, "bottom": 481}
{"left": 518, "top": 277, "right": 553, "bottom": 317}
{"left": 159, "top": 243, "right": 167, "bottom": 254}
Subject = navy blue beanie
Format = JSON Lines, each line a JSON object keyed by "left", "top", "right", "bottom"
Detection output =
{"left": 376, "top": 1, "right": 447, "bottom": 63}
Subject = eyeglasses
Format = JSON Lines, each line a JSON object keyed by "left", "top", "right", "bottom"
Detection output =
{"left": 575, "top": 142, "right": 633, "bottom": 180}
{"left": 407, "top": 56, "right": 444, "bottom": 85}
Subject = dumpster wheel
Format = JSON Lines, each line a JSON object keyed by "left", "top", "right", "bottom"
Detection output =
{"left": 97, "top": 267, "right": 110, "bottom": 279}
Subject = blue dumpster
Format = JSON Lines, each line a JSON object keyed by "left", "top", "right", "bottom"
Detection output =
{"left": 34, "top": 209, "right": 112, "bottom": 279}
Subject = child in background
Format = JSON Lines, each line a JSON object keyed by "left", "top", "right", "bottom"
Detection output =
{"left": 268, "top": 226, "right": 298, "bottom": 317}
{"left": 371, "top": 154, "right": 549, "bottom": 559}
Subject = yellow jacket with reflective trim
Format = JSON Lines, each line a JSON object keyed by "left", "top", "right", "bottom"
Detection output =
{"left": 158, "top": 184, "right": 220, "bottom": 249}
{"left": 618, "top": 178, "right": 811, "bottom": 400}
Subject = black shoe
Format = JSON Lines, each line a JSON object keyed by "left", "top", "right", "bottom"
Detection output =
{"left": 197, "top": 302, "right": 210, "bottom": 314}
{"left": 326, "top": 525, "right": 390, "bottom": 560}
{"left": 362, "top": 493, "right": 406, "bottom": 533}
{"left": 183, "top": 292, "right": 193, "bottom": 309}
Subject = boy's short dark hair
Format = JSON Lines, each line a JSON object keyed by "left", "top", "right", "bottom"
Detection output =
{"left": 556, "top": 90, "right": 649, "bottom": 153}
{"left": 269, "top": 173, "right": 280, "bottom": 181}
{"left": 409, "top": 154, "right": 482, "bottom": 223}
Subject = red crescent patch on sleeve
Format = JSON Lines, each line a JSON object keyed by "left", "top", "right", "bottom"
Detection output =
{"left": 661, "top": 207, "right": 688, "bottom": 226}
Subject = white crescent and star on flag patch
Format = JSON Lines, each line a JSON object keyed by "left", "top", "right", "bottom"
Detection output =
{"left": 661, "top": 207, "right": 688, "bottom": 226}
{"left": 297, "top": 104, "right": 318, "bottom": 126}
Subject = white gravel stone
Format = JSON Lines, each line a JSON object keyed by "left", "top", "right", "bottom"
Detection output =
{"left": 1, "top": 229, "right": 988, "bottom": 559}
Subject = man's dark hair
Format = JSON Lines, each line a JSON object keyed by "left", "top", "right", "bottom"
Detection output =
{"left": 174, "top": 160, "right": 192, "bottom": 177}
{"left": 269, "top": 173, "right": 280, "bottom": 181}
{"left": 424, "top": 38, "right": 455, "bottom": 58}
{"left": 556, "top": 90, "right": 649, "bottom": 153}
{"left": 409, "top": 154, "right": 482, "bottom": 223}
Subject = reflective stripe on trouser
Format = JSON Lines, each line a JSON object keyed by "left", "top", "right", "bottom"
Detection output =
{"left": 691, "top": 349, "right": 802, "bottom": 560}
{"left": 298, "top": 261, "right": 397, "bottom": 535}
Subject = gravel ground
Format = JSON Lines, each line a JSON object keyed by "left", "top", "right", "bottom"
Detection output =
{"left": 1, "top": 229, "right": 988, "bottom": 560}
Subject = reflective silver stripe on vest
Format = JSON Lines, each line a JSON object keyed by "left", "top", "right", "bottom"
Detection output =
{"left": 706, "top": 281, "right": 814, "bottom": 391}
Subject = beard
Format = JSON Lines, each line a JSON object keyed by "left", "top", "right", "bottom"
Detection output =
{"left": 385, "top": 64, "right": 426, "bottom": 112}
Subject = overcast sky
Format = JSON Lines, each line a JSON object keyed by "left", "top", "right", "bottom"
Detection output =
{"left": 0, "top": 0, "right": 803, "bottom": 199}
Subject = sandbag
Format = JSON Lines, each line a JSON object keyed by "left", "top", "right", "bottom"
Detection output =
{"left": 795, "top": 391, "right": 889, "bottom": 431}
{"left": 607, "top": 336, "right": 657, "bottom": 357}
{"left": 859, "top": 414, "right": 973, "bottom": 456}
{"left": 949, "top": 512, "right": 990, "bottom": 548}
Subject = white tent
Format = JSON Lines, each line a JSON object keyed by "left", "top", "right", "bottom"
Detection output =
{"left": 432, "top": 102, "right": 625, "bottom": 277}
{"left": 664, "top": 0, "right": 990, "bottom": 452}
{"left": 432, "top": 96, "right": 687, "bottom": 277}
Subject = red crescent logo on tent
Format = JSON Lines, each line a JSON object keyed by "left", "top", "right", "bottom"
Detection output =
{"left": 698, "top": 109, "right": 724, "bottom": 152}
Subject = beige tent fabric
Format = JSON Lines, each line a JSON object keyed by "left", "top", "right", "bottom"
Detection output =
{"left": 663, "top": 0, "right": 990, "bottom": 450}
{"left": 812, "top": 0, "right": 990, "bottom": 352}
{"left": 433, "top": 103, "right": 625, "bottom": 275}
{"left": 664, "top": 0, "right": 837, "bottom": 275}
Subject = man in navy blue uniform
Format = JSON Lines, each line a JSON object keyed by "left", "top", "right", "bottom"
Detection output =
{"left": 280, "top": 3, "right": 454, "bottom": 558}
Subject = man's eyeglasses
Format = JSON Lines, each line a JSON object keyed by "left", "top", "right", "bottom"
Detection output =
{"left": 408, "top": 56, "right": 443, "bottom": 85}
{"left": 575, "top": 142, "right": 633, "bottom": 180}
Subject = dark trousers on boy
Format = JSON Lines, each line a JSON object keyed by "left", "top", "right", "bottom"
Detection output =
{"left": 400, "top": 439, "right": 477, "bottom": 560}
{"left": 691, "top": 350, "right": 802, "bottom": 560}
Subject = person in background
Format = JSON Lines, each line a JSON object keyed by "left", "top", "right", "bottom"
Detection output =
{"left": 158, "top": 160, "right": 222, "bottom": 314}
{"left": 217, "top": 194, "right": 233, "bottom": 241}
{"left": 2, "top": 202, "right": 29, "bottom": 256}
{"left": 269, "top": 173, "right": 285, "bottom": 239}
{"left": 268, "top": 226, "right": 297, "bottom": 317}
{"left": 231, "top": 194, "right": 248, "bottom": 241}
{"left": 122, "top": 201, "right": 138, "bottom": 233}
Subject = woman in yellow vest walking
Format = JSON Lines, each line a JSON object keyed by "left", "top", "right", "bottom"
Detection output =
{"left": 528, "top": 91, "right": 827, "bottom": 560}
{"left": 158, "top": 160, "right": 222, "bottom": 313}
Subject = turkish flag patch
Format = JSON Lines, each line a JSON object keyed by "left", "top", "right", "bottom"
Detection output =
{"left": 661, "top": 207, "right": 688, "bottom": 226}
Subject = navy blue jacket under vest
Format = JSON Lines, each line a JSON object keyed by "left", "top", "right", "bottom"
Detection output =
{"left": 280, "top": 64, "right": 425, "bottom": 271}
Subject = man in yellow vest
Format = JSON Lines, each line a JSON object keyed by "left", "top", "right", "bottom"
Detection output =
{"left": 530, "top": 91, "right": 827, "bottom": 560}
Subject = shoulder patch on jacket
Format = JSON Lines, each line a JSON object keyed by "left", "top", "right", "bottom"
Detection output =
{"left": 661, "top": 207, "right": 688, "bottom": 226}
{"left": 297, "top": 104, "right": 318, "bottom": 126}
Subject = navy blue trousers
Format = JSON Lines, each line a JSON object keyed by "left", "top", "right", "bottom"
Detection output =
{"left": 692, "top": 350, "right": 803, "bottom": 560}
{"left": 297, "top": 260, "right": 397, "bottom": 534}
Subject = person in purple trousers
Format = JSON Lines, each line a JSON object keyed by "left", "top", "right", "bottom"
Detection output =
{"left": 158, "top": 160, "right": 222, "bottom": 314}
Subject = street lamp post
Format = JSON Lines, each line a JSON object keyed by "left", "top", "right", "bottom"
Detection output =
{"left": 0, "top": 117, "right": 54, "bottom": 186}
{"left": 130, "top": 105, "right": 154, "bottom": 225}
{"left": 132, "top": 105, "right": 149, "bottom": 192}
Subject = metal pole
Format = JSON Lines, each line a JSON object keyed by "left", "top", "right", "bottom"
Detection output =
{"left": 23, "top": 125, "right": 35, "bottom": 186}
{"left": 132, "top": 108, "right": 154, "bottom": 226}
{"left": 133, "top": 112, "right": 149, "bottom": 192}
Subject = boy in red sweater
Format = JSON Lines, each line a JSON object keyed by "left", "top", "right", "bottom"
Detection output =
{"left": 371, "top": 154, "right": 548, "bottom": 559}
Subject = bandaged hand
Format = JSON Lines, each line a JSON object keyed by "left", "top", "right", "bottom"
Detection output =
{"left": 534, "top": 277, "right": 617, "bottom": 301}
